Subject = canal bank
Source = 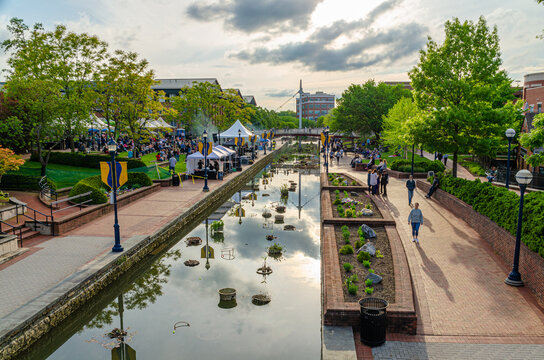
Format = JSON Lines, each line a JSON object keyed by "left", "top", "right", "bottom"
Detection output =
{"left": 0, "top": 146, "right": 286, "bottom": 359}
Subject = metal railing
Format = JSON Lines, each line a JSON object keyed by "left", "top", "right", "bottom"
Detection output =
{"left": 0, "top": 220, "right": 23, "bottom": 247}
{"left": 493, "top": 169, "right": 544, "bottom": 190}
{"left": 39, "top": 176, "right": 58, "bottom": 202}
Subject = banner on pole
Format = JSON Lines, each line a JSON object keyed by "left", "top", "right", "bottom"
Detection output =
{"left": 198, "top": 141, "right": 213, "bottom": 155}
{"left": 100, "top": 161, "right": 128, "bottom": 189}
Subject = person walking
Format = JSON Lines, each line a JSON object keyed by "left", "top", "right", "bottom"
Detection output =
{"left": 367, "top": 169, "right": 372, "bottom": 193}
{"left": 406, "top": 174, "right": 416, "bottom": 207}
{"left": 370, "top": 169, "right": 379, "bottom": 195}
{"left": 408, "top": 202, "right": 423, "bottom": 243}
{"left": 168, "top": 154, "right": 177, "bottom": 174}
{"left": 426, "top": 175, "right": 440, "bottom": 198}
{"left": 380, "top": 170, "right": 389, "bottom": 196}
{"left": 443, "top": 153, "right": 448, "bottom": 166}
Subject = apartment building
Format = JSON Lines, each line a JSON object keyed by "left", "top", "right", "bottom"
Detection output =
{"left": 295, "top": 91, "right": 335, "bottom": 121}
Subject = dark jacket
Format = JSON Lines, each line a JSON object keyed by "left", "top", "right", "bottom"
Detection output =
{"left": 431, "top": 177, "right": 440, "bottom": 188}
{"left": 406, "top": 179, "right": 416, "bottom": 191}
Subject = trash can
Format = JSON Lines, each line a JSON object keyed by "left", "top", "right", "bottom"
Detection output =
{"left": 359, "top": 297, "right": 388, "bottom": 347}
{"left": 218, "top": 171, "right": 224, "bottom": 180}
{"left": 171, "top": 174, "right": 180, "bottom": 186}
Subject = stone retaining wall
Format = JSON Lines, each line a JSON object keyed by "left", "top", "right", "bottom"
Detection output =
{"left": 387, "top": 169, "right": 428, "bottom": 179}
{"left": 416, "top": 180, "right": 544, "bottom": 307}
{"left": 0, "top": 149, "right": 282, "bottom": 359}
{"left": 321, "top": 172, "right": 417, "bottom": 334}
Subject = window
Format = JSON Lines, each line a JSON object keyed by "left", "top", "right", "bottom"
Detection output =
{"left": 530, "top": 104, "right": 535, "bottom": 113}
{"left": 539, "top": 103, "right": 542, "bottom": 113}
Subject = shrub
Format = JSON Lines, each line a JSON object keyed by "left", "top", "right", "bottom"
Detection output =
{"left": 333, "top": 198, "right": 342, "bottom": 205}
{"left": 125, "top": 172, "right": 152, "bottom": 188}
{"left": 344, "top": 190, "right": 349, "bottom": 197}
{"left": 348, "top": 283, "right": 358, "bottom": 295}
{"left": 365, "top": 279, "right": 373, "bottom": 286}
{"left": 343, "top": 262, "right": 354, "bottom": 272}
{"left": 362, "top": 260, "right": 371, "bottom": 268}
{"left": 339, "top": 244, "right": 354, "bottom": 255}
{"left": 365, "top": 287, "right": 374, "bottom": 294}
{"left": 439, "top": 175, "right": 544, "bottom": 257}
{"left": 390, "top": 157, "right": 445, "bottom": 173}
{"left": 369, "top": 269, "right": 375, "bottom": 274}
{"left": 341, "top": 225, "right": 349, "bottom": 232}
{"left": 376, "top": 250, "right": 384, "bottom": 258}
{"left": 30, "top": 152, "right": 146, "bottom": 169}
{"left": 351, "top": 180, "right": 357, "bottom": 186}
{"left": 357, "top": 251, "right": 371, "bottom": 262}
{"left": 350, "top": 274, "right": 359, "bottom": 282}
{"left": 355, "top": 239, "right": 364, "bottom": 249}
{"left": 345, "top": 209, "right": 354, "bottom": 218}
{"left": 335, "top": 189, "right": 340, "bottom": 196}
{"left": 0, "top": 174, "right": 56, "bottom": 191}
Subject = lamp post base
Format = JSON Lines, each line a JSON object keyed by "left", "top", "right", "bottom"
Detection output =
{"left": 505, "top": 272, "right": 524, "bottom": 287}
{"left": 112, "top": 244, "right": 124, "bottom": 252}
{"left": 203, "top": 186, "right": 209, "bottom": 192}
{"left": 236, "top": 167, "right": 242, "bottom": 172}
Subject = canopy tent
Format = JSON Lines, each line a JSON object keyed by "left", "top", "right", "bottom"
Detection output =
{"left": 157, "top": 117, "right": 175, "bottom": 128}
{"left": 215, "top": 145, "right": 236, "bottom": 156}
{"left": 218, "top": 120, "right": 254, "bottom": 139}
{"left": 186, "top": 149, "right": 228, "bottom": 174}
{"left": 87, "top": 114, "right": 108, "bottom": 131}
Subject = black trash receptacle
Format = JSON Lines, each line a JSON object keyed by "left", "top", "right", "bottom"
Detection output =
{"left": 172, "top": 174, "right": 180, "bottom": 186}
{"left": 359, "top": 297, "right": 388, "bottom": 347}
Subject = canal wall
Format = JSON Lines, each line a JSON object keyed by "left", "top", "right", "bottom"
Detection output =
{"left": 0, "top": 148, "right": 283, "bottom": 359}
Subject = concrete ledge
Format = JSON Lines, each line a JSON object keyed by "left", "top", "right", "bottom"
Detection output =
{"left": 152, "top": 178, "right": 171, "bottom": 187}
{"left": 0, "top": 147, "right": 284, "bottom": 359}
{"left": 387, "top": 169, "right": 428, "bottom": 179}
{"left": 52, "top": 183, "right": 161, "bottom": 235}
{"left": 416, "top": 180, "right": 544, "bottom": 307}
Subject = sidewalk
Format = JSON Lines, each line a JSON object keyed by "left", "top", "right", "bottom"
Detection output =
{"left": 328, "top": 156, "right": 544, "bottom": 359}
{"left": 0, "top": 149, "right": 271, "bottom": 339}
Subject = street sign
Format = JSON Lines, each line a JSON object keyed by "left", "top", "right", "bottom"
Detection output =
{"left": 201, "top": 245, "right": 214, "bottom": 259}
{"left": 198, "top": 141, "right": 213, "bottom": 155}
{"left": 100, "top": 161, "right": 128, "bottom": 189}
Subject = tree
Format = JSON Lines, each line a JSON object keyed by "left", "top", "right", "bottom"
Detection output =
{"left": 0, "top": 93, "right": 28, "bottom": 152}
{"left": 334, "top": 80, "right": 411, "bottom": 137}
{"left": 0, "top": 146, "right": 25, "bottom": 194}
{"left": 520, "top": 113, "right": 544, "bottom": 167}
{"left": 382, "top": 98, "right": 421, "bottom": 153}
{"left": 409, "top": 16, "right": 516, "bottom": 177}
{"left": 172, "top": 81, "right": 223, "bottom": 133}
{"left": 219, "top": 89, "right": 255, "bottom": 130}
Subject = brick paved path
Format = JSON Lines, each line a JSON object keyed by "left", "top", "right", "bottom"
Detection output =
{"left": 326, "top": 156, "right": 544, "bottom": 359}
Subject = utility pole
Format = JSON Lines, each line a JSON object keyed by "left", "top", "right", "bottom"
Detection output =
{"left": 298, "top": 79, "right": 303, "bottom": 149}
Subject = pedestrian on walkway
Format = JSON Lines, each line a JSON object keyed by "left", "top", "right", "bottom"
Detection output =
{"left": 369, "top": 169, "right": 378, "bottom": 195}
{"left": 169, "top": 154, "right": 177, "bottom": 174}
{"left": 406, "top": 174, "right": 416, "bottom": 206}
{"left": 443, "top": 153, "right": 448, "bottom": 166}
{"left": 380, "top": 170, "right": 389, "bottom": 196}
{"left": 336, "top": 151, "right": 340, "bottom": 164}
{"left": 426, "top": 175, "right": 440, "bottom": 198}
{"left": 408, "top": 202, "right": 423, "bottom": 243}
{"left": 367, "top": 169, "right": 372, "bottom": 193}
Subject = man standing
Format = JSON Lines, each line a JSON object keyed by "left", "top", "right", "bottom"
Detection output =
{"left": 406, "top": 174, "right": 416, "bottom": 206}
{"left": 408, "top": 202, "right": 424, "bottom": 243}
{"left": 169, "top": 154, "right": 177, "bottom": 174}
{"left": 380, "top": 170, "right": 389, "bottom": 196}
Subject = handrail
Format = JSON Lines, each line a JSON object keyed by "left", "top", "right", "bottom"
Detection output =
{"left": 51, "top": 191, "right": 92, "bottom": 207}
{"left": 0, "top": 220, "right": 23, "bottom": 247}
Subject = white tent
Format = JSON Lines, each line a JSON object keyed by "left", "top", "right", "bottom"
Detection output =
{"left": 218, "top": 120, "right": 254, "bottom": 139}
{"left": 186, "top": 151, "right": 204, "bottom": 174}
{"left": 215, "top": 145, "right": 236, "bottom": 156}
{"left": 88, "top": 114, "right": 108, "bottom": 131}
{"left": 157, "top": 117, "right": 175, "bottom": 128}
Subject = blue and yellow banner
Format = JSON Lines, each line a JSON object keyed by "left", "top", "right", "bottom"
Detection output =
{"left": 234, "top": 137, "right": 245, "bottom": 146}
{"left": 100, "top": 161, "right": 127, "bottom": 189}
{"left": 198, "top": 141, "right": 213, "bottom": 155}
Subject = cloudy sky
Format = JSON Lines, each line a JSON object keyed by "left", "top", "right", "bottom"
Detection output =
{"left": 0, "top": 0, "right": 543, "bottom": 110}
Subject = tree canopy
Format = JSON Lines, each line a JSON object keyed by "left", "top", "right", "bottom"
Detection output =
{"left": 409, "top": 16, "right": 517, "bottom": 177}
{"left": 520, "top": 113, "right": 544, "bottom": 167}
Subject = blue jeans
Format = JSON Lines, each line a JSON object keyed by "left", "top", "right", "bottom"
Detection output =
{"left": 408, "top": 189, "right": 414, "bottom": 204}
{"left": 411, "top": 222, "right": 421, "bottom": 237}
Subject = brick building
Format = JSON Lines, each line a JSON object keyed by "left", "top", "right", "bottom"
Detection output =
{"left": 296, "top": 91, "right": 335, "bottom": 121}
{"left": 519, "top": 72, "right": 544, "bottom": 174}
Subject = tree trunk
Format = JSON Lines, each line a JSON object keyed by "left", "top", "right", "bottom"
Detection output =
{"left": 70, "top": 135, "right": 75, "bottom": 152}
{"left": 453, "top": 151, "right": 458, "bottom": 178}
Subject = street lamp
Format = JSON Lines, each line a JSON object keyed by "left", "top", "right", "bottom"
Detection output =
{"left": 505, "top": 169, "right": 533, "bottom": 287}
{"left": 251, "top": 135, "right": 255, "bottom": 161}
{"left": 263, "top": 131, "right": 267, "bottom": 155}
{"left": 237, "top": 129, "right": 242, "bottom": 171}
{"left": 108, "top": 139, "right": 123, "bottom": 253}
{"left": 505, "top": 128, "right": 516, "bottom": 189}
{"left": 324, "top": 126, "right": 330, "bottom": 174}
{"left": 202, "top": 130, "right": 209, "bottom": 192}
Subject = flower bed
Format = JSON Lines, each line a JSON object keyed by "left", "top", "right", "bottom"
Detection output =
{"left": 327, "top": 173, "right": 364, "bottom": 187}
{"left": 329, "top": 190, "right": 383, "bottom": 219}
{"left": 334, "top": 225, "right": 394, "bottom": 303}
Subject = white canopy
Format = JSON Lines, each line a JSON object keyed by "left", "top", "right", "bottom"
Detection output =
{"left": 88, "top": 114, "right": 108, "bottom": 130}
{"left": 215, "top": 145, "right": 236, "bottom": 156}
{"left": 218, "top": 120, "right": 254, "bottom": 139}
{"left": 186, "top": 151, "right": 204, "bottom": 174}
{"left": 157, "top": 117, "right": 175, "bottom": 128}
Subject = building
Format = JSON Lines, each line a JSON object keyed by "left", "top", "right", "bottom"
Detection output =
{"left": 151, "top": 78, "right": 221, "bottom": 101}
{"left": 295, "top": 91, "right": 335, "bottom": 121}
{"left": 383, "top": 81, "right": 412, "bottom": 90}
{"left": 518, "top": 72, "right": 544, "bottom": 174}
{"left": 243, "top": 95, "right": 257, "bottom": 106}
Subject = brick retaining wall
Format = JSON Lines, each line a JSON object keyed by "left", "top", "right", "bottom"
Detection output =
{"left": 416, "top": 180, "right": 544, "bottom": 307}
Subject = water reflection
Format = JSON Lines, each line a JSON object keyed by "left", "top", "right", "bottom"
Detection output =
{"left": 46, "top": 169, "right": 321, "bottom": 360}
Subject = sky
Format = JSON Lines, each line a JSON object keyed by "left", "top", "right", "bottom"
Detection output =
{"left": 0, "top": 0, "right": 543, "bottom": 110}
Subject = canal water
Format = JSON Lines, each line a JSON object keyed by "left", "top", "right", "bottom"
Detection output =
{"left": 32, "top": 166, "right": 322, "bottom": 360}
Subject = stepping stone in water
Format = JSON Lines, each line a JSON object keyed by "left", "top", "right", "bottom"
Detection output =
{"left": 365, "top": 272, "right": 383, "bottom": 285}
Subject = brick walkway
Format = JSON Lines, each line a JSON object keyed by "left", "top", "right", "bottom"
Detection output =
{"left": 326, "top": 156, "right": 544, "bottom": 359}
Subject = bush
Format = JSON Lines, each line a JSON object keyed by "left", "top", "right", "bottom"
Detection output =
{"left": 439, "top": 175, "right": 544, "bottom": 257}
{"left": 365, "top": 287, "right": 374, "bottom": 294}
{"left": 348, "top": 283, "right": 358, "bottom": 295}
{"left": 355, "top": 239, "right": 364, "bottom": 249}
{"left": 0, "top": 174, "right": 56, "bottom": 191}
{"left": 362, "top": 260, "right": 371, "bottom": 268}
{"left": 357, "top": 251, "right": 371, "bottom": 262}
{"left": 30, "top": 152, "right": 146, "bottom": 169}
{"left": 339, "top": 244, "right": 354, "bottom": 255}
{"left": 390, "top": 157, "right": 445, "bottom": 173}
{"left": 125, "top": 172, "right": 152, "bottom": 188}
{"left": 365, "top": 279, "right": 373, "bottom": 286}
{"left": 343, "top": 262, "right": 354, "bottom": 272}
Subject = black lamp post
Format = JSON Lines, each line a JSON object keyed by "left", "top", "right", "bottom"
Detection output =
{"left": 203, "top": 130, "right": 209, "bottom": 192}
{"left": 251, "top": 135, "right": 255, "bottom": 161}
{"left": 237, "top": 129, "right": 242, "bottom": 171}
{"left": 411, "top": 143, "right": 415, "bottom": 176}
{"left": 324, "top": 126, "right": 330, "bottom": 174}
{"left": 108, "top": 139, "right": 123, "bottom": 253}
{"left": 505, "top": 169, "right": 533, "bottom": 287}
{"left": 505, "top": 128, "right": 516, "bottom": 189}
{"left": 263, "top": 131, "right": 267, "bottom": 155}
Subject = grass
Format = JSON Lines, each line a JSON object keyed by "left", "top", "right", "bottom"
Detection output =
{"left": 118, "top": 151, "right": 187, "bottom": 174}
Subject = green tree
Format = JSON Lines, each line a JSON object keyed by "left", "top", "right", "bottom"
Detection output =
{"left": 334, "top": 80, "right": 411, "bottom": 137}
{"left": 171, "top": 81, "right": 223, "bottom": 133}
{"left": 520, "top": 113, "right": 544, "bottom": 167}
{"left": 0, "top": 93, "right": 29, "bottom": 152}
{"left": 220, "top": 89, "right": 255, "bottom": 130}
{"left": 409, "top": 16, "right": 516, "bottom": 177}
{"left": 382, "top": 97, "right": 421, "bottom": 153}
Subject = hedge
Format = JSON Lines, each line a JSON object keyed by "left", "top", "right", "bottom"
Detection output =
{"left": 30, "top": 152, "right": 146, "bottom": 170}
{"left": 0, "top": 174, "right": 56, "bottom": 191}
{"left": 390, "top": 158, "right": 445, "bottom": 173}
{"left": 68, "top": 172, "right": 152, "bottom": 205}
{"left": 438, "top": 175, "right": 544, "bottom": 257}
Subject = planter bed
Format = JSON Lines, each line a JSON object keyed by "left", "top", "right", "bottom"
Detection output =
{"left": 327, "top": 173, "right": 364, "bottom": 187}
{"left": 329, "top": 190, "right": 383, "bottom": 219}
{"left": 334, "top": 225, "right": 394, "bottom": 303}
